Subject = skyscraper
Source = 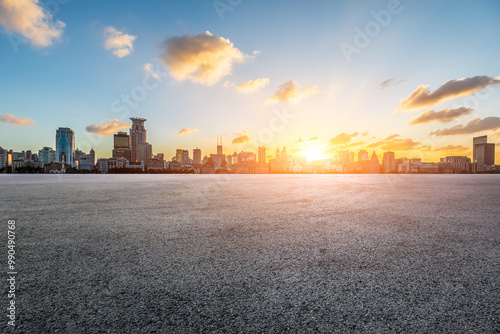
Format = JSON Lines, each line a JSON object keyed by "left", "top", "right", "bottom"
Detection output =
{"left": 113, "top": 131, "right": 131, "bottom": 162}
{"left": 130, "top": 118, "right": 147, "bottom": 162}
{"left": 258, "top": 146, "right": 266, "bottom": 164}
{"left": 193, "top": 148, "right": 201, "bottom": 165}
{"left": 473, "top": 135, "right": 495, "bottom": 167}
{"left": 56, "top": 127, "right": 75, "bottom": 167}
{"left": 182, "top": 150, "right": 189, "bottom": 164}
{"left": 176, "top": 149, "right": 183, "bottom": 163}
{"left": 382, "top": 151, "right": 396, "bottom": 173}
{"left": 369, "top": 151, "right": 380, "bottom": 174}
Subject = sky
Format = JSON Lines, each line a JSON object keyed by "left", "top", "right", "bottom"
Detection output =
{"left": 1, "top": 0, "right": 500, "bottom": 162}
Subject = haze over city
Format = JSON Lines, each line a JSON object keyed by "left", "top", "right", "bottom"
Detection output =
{"left": 1, "top": 0, "right": 500, "bottom": 164}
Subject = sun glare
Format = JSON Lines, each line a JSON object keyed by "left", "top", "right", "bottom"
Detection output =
{"left": 302, "top": 148, "right": 326, "bottom": 162}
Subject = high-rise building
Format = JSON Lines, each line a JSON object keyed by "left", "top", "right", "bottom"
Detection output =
{"left": 369, "top": 151, "right": 380, "bottom": 174}
{"left": 258, "top": 146, "right": 266, "bottom": 164}
{"left": 382, "top": 151, "right": 396, "bottom": 173}
{"left": 130, "top": 118, "right": 147, "bottom": 162}
{"left": 473, "top": 135, "right": 495, "bottom": 167}
{"left": 358, "top": 150, "right": 368, "bottom": 162}
{"left": 176, "top": 149, "right": 183, "bottom": 163}
{"left": 0, "top": 147, "right": 7, "bottom": 171}
{"left": 56, "top": 127, "right": 75, "bottom": 167}
{"left": 281, "top": 147, "right": 288, "bottom": 161}
{"left": 210, "top": 137, "right": 226, "bottom": 167}
{"left": 113, "top": 131, "right": 132, "bottom": 162}
{"left": 193, "top": 148, "right": 201, "bottom": 165}
{"left": 137, "top": 142, "right": 152, "bottom": 164}
{"left": 182, "top": 150, "right": 189, "bottom": 164}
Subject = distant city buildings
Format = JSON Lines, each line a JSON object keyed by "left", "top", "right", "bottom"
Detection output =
{"left": 2, "top": 117, "right": 498, "bottom": 174}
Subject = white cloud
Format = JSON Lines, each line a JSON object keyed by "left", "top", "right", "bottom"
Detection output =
{"left": 225, "top": 78, "right": 269, "bottom": 93}
{"left": 0, "top": 0, "right": 65, "bottom": 47}
{"left": 104, "top": 26, "right": 136, "bottom": 58}
{"left": 159, "top": 31, "right": 248, "bottom": 85}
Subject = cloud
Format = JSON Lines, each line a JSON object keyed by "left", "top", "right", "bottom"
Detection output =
{"left": 0, "top": 0, "right": 65, "bottom": 48}
{"left": 159, "top": 31, "right": 248, "bottom": 85}
{"left": 232, "top": 135, "right": 251, "bottom": 144}
{"left": 367, "top": 134, "right": 424, "bottom": 151}
{"left": 362, "top": 131, "right": 369, "bottom": 136}
{"left": 85, "top": 119, "right": 130, "bottom": 136}
{"left": 290, "top": 148, "right": 301, "bottom": 154}
{"left": 489, "top": 130, "right": 500, "bottom": 139}
{"left": 380, "top": 78, "right": 406, "bottom": 89}
{"left": 430, "top": 116, "right": 500, "bottom": 136}
{"left": 328, "top": 132, "right": 358, "bottom": 146}
{"left": 103, "top": 26, "right": 136, "bottom": 58}
{"left": 225, "top": 78, "right": 270, "bottom": 93}
{"left": 177, "top": 128, "right": 200, "bottom": 136}
{"left": 429, "top": 145, "right": 470, "bottom": 153}
{"left": 410, "top": 107, "right": 474, "bottom": 125}
{"left": 0, "top": 113, "right": 34, "bottom": 126}
{"left": 297, "top": 136, "right": 318, "bottom": 144}
{"left": 398, "top": 76, "right": 500, "bottom": 111}
{"left": 266, "top": 80, "right": 323, "bottom": 103}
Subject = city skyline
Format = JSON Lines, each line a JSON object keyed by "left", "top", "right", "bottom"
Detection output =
{"left": 1, "top": 1, "right": 500, "bottom": 163}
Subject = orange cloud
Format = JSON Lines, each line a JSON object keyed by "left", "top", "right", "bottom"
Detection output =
{"left": 104, "top": 26, "right": 136, "bottom": 58}
{"left": 0, "top": 0, "right": 65, "bottom": 47}
{"left": 225, "top": 78, "right": 269, "bottom": 93}
{"left": 297, "top": 136, "right": 318, "bottom": 144}
{"left": 430, "top": 117, "right": 500, "bottom": 136}
{"left": 367, "top": 135, "right": 424, "bottom": 151}
{"left": 232, "top": 135, "right": 251, "bottom": 144}
{"left": 410, "top": 107, "right": 473, "bottom": 125}
{"left": 328, "top": 132, "right": 358, "bottom": 146}
{"left": 159, "top": 31, "right": 248, "bottom": 85}
{"left": 85, "top": 119, "right": 130, "bottom": 136}
{"left": 398, "top": 76, "right": 500, "bottom": 111}
{"left": 177, "top": 128, "right": 200, "bottom": 136}
{"left": 0, "top": 113, "right": 34, "bottom": 126}
{"left": 266, "top": 80, "right": 323, "bottom": 103}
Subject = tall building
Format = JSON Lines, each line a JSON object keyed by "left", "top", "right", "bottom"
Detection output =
{"left": 0, "top": 147, "right": 7, "bottom": 170}
{"left": 113, "top": 131, "right": 131, "bottom": 162}
{"left": 137, "top": 142, "right": 152, "bottom": 164}
{"left": 473, "top": 135, "right": 495, "bottom": 167}
{"left": 210, "top": 137, "right": 226, "bottom": 167}
{"left": 182, "top": 150, "right": 189, "bottom": 164}
{"left": 369, "top": 151, "right": 380, "bottom": 174}
{"left": 258, "top": 146, "right": 266, "bottom": 164}
{"left": 281, "top": 147, "right": 288, "bottom": 161}
{"left": 358, "top": 150, "right": 368, "bottom": 162}
{"left": 176, "top": 149, "right": 183, "bottom": 163}
{"left": 56, "top": 127, "right": 75, "bottom": 167}
{"left": 382, "top": 151, "right": 396, "bottom": 173}
{"left": 193, "top": 148, "right": 201, "bottom": 165}
{"left": 130, "top": 118, "right": 147, "bottom": 162}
